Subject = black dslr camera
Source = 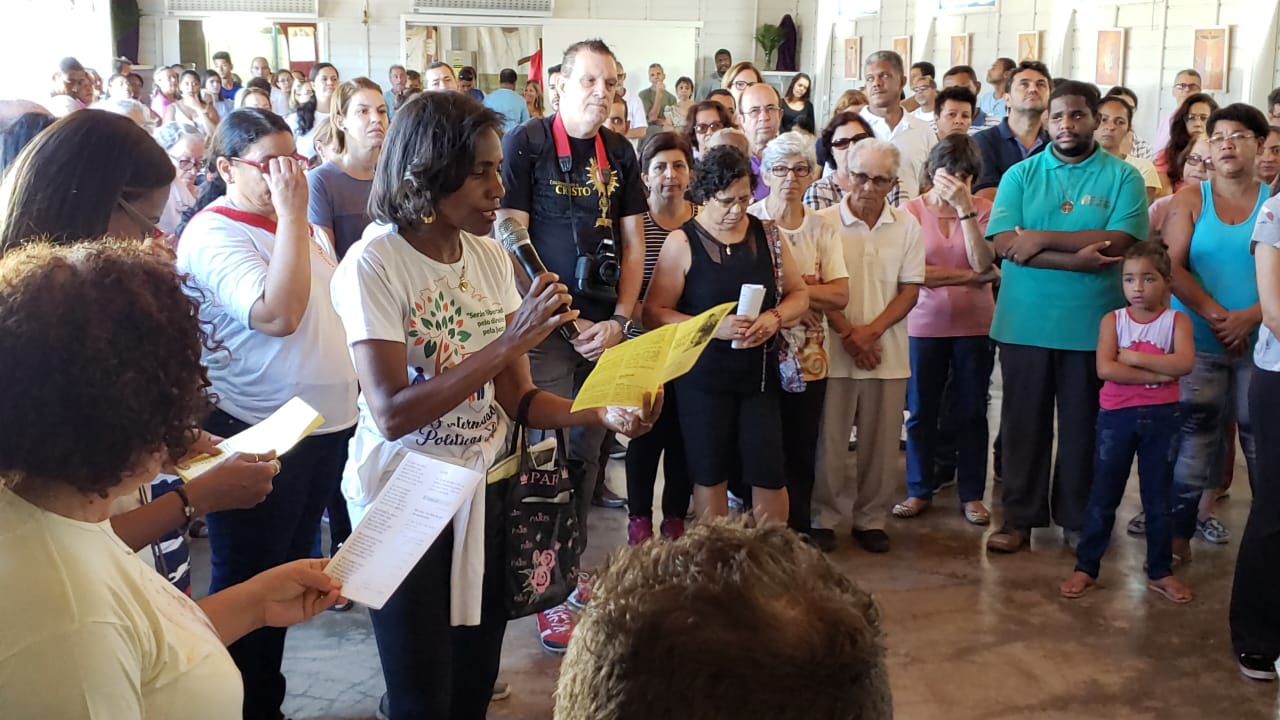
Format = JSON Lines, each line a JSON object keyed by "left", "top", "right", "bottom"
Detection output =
{"left": 575, "top": 233, "right": 620, "bottom": 303}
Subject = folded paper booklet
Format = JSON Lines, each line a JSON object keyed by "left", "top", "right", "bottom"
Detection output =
{"left": 324, "top": 452, "right": 484, "bottom": 609}
{"left": 571, "top": 301, "right": 736, "bottom": 412}
{"left": 176, "top": 397, "right": 325, "bottom": 481}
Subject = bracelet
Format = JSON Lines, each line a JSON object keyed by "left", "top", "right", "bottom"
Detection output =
{"left": 768, "top": 308, "right": 783, "bottom": 326}
{"left": 172, "top": 484, "right": 195, "bottom": 534}
{"left": 957, "top": 211, "right": 978, "bottom": 221}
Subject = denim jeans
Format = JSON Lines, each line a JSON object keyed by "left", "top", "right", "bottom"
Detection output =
{"left": 1075, "top": 404, "right": 1180, "bottom": 580}
{"left": 905, "top": 336, "right": 994, "bottom": 503}
{"left": 203, "top": 408, "right": 352, "bottom": 720}
{"left": 1170, "top": 351, "right": 1256, "bottom": 540}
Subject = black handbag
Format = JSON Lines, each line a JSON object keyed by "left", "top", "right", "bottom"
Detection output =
{"left": 500, "top": 390, "right": 583, "bottom": 619}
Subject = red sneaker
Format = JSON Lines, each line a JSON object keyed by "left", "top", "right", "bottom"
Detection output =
{"left": 536, "top": 604, "right": 576, "bottom": 654}
{"left": 567, "top": 571, "right": 592, "bottom": 609}
{"left": 660, "top": 516, "right": 685, "bottom": 540}
{"left": 627, "top": 515, "right": 654, "bottom": 545}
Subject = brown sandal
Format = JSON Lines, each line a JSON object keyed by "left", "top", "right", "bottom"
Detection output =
{"left": 963, "top": 502, "right": 990, "bottom": 526}
{"left": 1060, "top": 572, "right": 1097, "bottom": 599}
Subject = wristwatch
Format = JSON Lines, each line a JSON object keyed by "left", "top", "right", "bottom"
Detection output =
{"left": 610, "top": 314, "right": 635, "bottom": 335}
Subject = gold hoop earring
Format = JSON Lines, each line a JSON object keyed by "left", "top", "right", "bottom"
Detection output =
{"left": 422, "top": 210, "right": 436, "bottom": 224}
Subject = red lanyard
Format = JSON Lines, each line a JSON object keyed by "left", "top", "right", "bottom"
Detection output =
{"left": 551, "top": 113, "right": 609, "bottom": 183}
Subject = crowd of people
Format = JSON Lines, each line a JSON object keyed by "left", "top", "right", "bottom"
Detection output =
{"left": 1, "top": 34, "right": 1279, "bottom": 720}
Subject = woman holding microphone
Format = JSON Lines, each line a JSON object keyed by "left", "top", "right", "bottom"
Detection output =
{"left": 330, "top": 91, "right": 657, "bottom": 720}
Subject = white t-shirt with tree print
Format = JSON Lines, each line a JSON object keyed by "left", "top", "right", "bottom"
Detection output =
{"left": 330, "top": 229, "right": 523, "bottom": 526}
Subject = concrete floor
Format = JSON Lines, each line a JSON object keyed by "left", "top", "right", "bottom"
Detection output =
{"left": 188, "top": 451, "right": 1280, "bottom": 720}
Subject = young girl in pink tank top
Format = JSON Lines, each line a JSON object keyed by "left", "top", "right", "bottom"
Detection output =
{"left": 1060, "top": 242, "right": 1196, "bottom": 604}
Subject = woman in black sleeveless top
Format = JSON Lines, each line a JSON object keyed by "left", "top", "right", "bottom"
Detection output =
{"left": 643, "top": 146, "right": 810, "bottom": 524}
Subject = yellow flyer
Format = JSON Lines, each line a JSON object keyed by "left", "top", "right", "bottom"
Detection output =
{"left": 571, "top": 302, "right": 736, "bottom": 411}
{"left": 176, "top": 397, "right": 325, "bottom": 481}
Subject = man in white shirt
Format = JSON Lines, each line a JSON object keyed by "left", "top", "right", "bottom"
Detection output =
{"left": 1153, "top": 69, "right": 1202, "bottom": 155}
{"left": 614, "top": 62, "right": 648, "bottom": 143}
{"left": 812, "top": 139, "right": 925, "bottom": 554}
{"left": 248, "top": 56, "right": 288, "bottom": 116}
{"left": 909, "top": 76, "right": 937, "bottom": 124}
{"left": 860, "top": 51, "right": 938, "bottom": 202}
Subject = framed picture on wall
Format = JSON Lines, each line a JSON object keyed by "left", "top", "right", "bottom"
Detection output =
{"left": 893, "top": 35, "right": 912, "bottom": 63}
{"left": 1095, "top": 28, "right": 1127, "bottom": 87}
{"left": 950, "top": 34, "right": 971, "bottom": 67}
{"left": 1017, "top": 31, "right": 1041, "bottom": 61}
{"left": 844, "top": 38, "right": 862, "bottom": 79}
{"left": 1193, "top": 26, "right": 1231, "bottom": 92}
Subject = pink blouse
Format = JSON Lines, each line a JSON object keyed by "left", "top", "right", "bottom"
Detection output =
{"left": 902, "top": 195, "right": 995, "bottom": 338}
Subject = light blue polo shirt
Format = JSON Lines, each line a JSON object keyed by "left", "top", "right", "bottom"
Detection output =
{"left": 986, "top": 143, "right": 1149, "bottom": 351}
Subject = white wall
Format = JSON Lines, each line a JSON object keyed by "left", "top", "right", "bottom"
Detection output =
{"left": 822, "top": 0, "right": 1280, "bottom": 140}
{"left": 112, "top": 0, "right": 1279, "bottom": 140}
{"left": 128, "top": 0, "right": 823, "bottom": 99}
{"left": 0, "top": 0, "right": 114, "bottom": 101}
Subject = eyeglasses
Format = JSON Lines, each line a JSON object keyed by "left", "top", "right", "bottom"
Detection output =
{"left": 170, "top": 155, "right": 202, "bottom": 171}
{"left": 911, "top": 85, "right": 934, "bottom": 94}
{"left": 710, "top": 193, "right": 753, "bottom": 210}
{"left": 850, "top": 172, "right": 898, "bottom": 188}
{"left": 1185, "top": 153, "right": 1214, "bottom": 169}
{"left": 770, "top": 164, "right": 812, "bottom": 177}
{"left": 742, "top": 104, "right": 781, "bottom": 119}
{"left": 231, "top": 154, "right": 306, "bottom": 173}
{"left": 116, "top": 197, "right": 163, "bottom": 241}
{"left": 730, "top": 79, "right": 754, "bottom": 91}
{"left": 1173, "top": 82, "right": 1201, "bottom": 92}
{"left": 830, "top": 133, "right": 872, "bottom": 149}
{"left": 1208, "top": 132, "right": 1258, "bottom": 147}
{"left": 694, "top": 121, "right": 725, "bottom": 134}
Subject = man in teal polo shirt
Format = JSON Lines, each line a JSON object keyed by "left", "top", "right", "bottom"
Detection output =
{"left": 984, "top": 80, "right": 1149, "bottom": 554}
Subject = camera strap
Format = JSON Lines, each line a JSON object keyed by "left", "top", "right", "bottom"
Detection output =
{"left": 551, "top": 114, "right": 612, "bottom": 256}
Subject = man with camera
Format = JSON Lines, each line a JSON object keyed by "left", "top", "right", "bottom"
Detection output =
{"left": 498, "top": 38, "right": 647, "bottom": 652}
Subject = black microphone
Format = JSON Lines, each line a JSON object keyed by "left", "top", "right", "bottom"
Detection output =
{"left": 497, "top": 218, "right": 579, "bottom": 341}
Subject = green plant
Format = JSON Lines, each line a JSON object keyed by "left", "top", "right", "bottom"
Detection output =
{"left": 755, "top": 23, "right": 784, "bottom": 69}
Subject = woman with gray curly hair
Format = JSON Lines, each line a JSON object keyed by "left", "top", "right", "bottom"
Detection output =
{"left": 748, "top": 131, "right": 849, "bottom": 546}
{"left": 153, "top": 122, "right": 205, "bottom": 236}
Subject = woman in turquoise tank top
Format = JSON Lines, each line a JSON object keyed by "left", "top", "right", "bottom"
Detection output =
{"left": 1161, "top": 104, "right": 1269, "bottom": 561}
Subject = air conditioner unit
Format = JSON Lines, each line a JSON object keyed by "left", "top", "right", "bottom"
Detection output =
{"left": 165, "top": 0, "right": 318, "bottom": 16}
{"left": 411, "top": 0, "right": 554, "bottom": 17}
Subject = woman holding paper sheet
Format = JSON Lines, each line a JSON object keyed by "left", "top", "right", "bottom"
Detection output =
{"left": 747, "top": 131, "right": 850, "bottom": 546}
{"left": 0, "top": 239, "right": 344, "bottom": 718}
{"left": 0, "top": 109, "right": 290, "bottom": 596}
{"left": 644, "top": 144, "right": 810, "bottom": 525}
{"left": 329, "top": 91, "right": 658, "bottom": 720}
{"left": 176, "top": 108, "right": 359, "bottom": 720}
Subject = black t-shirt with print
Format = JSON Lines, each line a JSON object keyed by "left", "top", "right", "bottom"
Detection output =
{"left": 500, "top": 118, "right": 648, "bottom": 321}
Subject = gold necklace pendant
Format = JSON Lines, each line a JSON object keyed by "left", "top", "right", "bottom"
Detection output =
{"left": 1060, "top": 200, "right": 1074, "bottom": 213}
{"left": 459, "top": 276, "right": 470, "bottom": 291}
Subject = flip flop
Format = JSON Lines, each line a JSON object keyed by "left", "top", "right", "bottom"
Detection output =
{"left": 1147, "top": 580, "right": 1193, "bottom": 604}
{"left": 1060, "top": 575, "right": 1096, "bottom": 599}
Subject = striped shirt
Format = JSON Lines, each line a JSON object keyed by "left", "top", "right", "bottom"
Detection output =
{"left": 634, "top": 206, "right": 696, "bottom": 337}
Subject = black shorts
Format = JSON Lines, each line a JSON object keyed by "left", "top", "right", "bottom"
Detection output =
{"left": 674, "top": 381, "right": 785, "bottom": 490}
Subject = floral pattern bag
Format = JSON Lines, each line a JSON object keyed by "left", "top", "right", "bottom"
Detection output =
{"left": 763, "top": 220, "right": 807, "bottom": 394}
{"left": 501, "top": 391, "right": 582, "bottom": 619}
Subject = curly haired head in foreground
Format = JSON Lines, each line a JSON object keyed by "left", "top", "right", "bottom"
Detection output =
{"left": 0, "top": 239, "right": 211, "bottom": 497}
{"left": 554, "top": 522, "right": 892, "bottom": 720}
